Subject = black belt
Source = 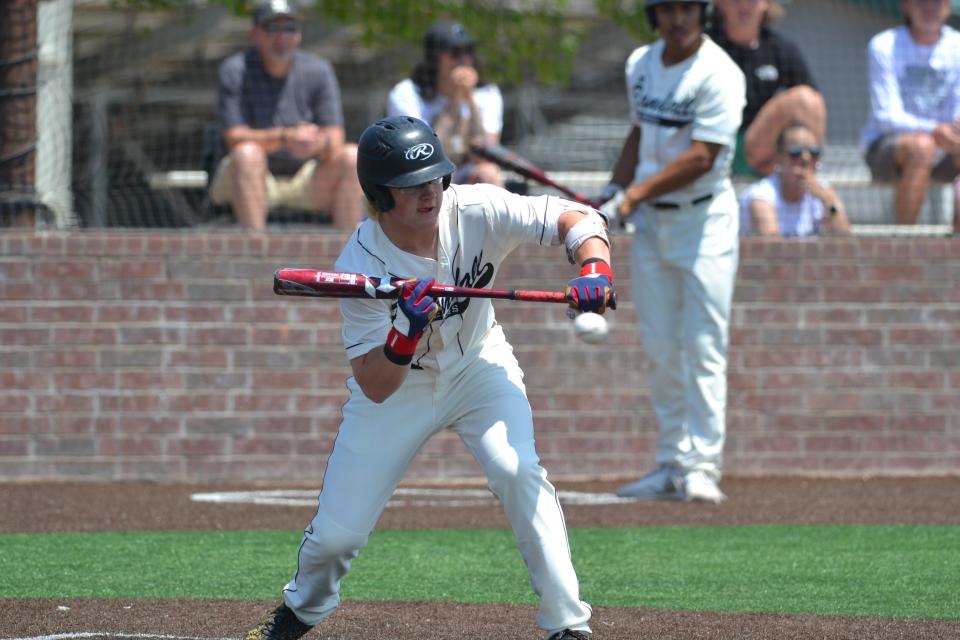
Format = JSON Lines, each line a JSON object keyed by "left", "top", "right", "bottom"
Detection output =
{"left": 650, "top": 193, "right": 712, "bottom": 209}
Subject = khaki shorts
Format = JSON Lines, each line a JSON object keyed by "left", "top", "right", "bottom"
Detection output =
{"left": 865, "top": 134, "right": 958, "bottom": 182}
{"left": 209, "top": 156, "right": 318, "bottom": 210}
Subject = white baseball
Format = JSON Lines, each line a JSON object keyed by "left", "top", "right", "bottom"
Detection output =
{"left": 573, "top": 312, "right": 609, "bottom": 344}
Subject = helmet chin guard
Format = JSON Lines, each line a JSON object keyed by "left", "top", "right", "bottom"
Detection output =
{"left": 357, "top": 116, "right": 456, "bottom": 212}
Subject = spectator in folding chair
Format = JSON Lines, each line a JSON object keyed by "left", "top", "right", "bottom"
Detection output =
{"left": 209, "top": 0, "right": 363, "bottom": 231}
{"left": 387, "top": 20, "right": 504, "bottom": 186}
{"left": 708, "top": 0, "right": 827, "bottom": 177}
{"left": 739, "top": 122, "right": 851, "bottom": 236}
{"left": 861, "top": 0, "right": 960, "bottom": 227}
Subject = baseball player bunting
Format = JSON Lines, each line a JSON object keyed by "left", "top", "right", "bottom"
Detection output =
{"left": 249, "top": 116, "right": 607, "bottom": 640}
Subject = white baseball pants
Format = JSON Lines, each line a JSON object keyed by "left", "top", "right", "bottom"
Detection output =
{"left": 629, "top": 193, "right": 739, "bottom": 478}
{"left": 281, "top": 341, "right": 592, "bottom": 637}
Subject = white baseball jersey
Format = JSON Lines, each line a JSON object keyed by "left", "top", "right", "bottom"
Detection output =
{"left": 285, "top": 184, "right": 596, "bottom": 636}
{"left": 335, "top": 184, "right": 590, "bottom": 374}
{"left": 625, "top": 36, "right": 745, "bottom": 203}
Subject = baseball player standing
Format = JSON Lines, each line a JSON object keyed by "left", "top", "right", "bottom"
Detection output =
{"left": 600, "top": 0, "right": 745, "bottom": 503}
{"left": 244, "top": 115, "right": 615, "bottom": 640}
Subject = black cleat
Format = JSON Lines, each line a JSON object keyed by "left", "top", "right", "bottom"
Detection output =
{"left": 244, "top": 602, "right": 313, "bottom": 640}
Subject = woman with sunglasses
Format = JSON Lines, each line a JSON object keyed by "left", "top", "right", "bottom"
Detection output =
{"left": 739, "top": 122, "right": 850, "bottom": 236}
{"left": 387, "top": 21, "right": 504, "bottom": 186}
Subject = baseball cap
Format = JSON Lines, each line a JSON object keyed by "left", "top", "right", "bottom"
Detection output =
{"left": 423, "top": 21, "right": 474, "bottom": 54}
{"left": 252, "top": 0, "right": 299, "bottom": 26}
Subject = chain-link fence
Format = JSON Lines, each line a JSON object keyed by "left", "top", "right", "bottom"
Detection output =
{"left": 2, "top": 0, "right": 957, "bottom": 232}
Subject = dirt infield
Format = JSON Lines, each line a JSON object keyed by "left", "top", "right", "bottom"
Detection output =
{"left": 3, "top": 476, "right": 960, "bottom": 640}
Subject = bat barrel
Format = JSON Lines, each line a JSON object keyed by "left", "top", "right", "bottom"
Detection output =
{"left": 274, "top": 268, "right": 387, "bottom": 298}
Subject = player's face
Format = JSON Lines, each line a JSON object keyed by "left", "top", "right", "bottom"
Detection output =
{"left": 386, "top": 177, "right": 445, "bottom": 231}
{"left": 656, "top": 3, "right": 704, "bottom": 59}
{"left": 902, "top": 0, "right": 952, "bottom": 33}
{"left": 253, "top": 18, "right": 301, "bottom": 63}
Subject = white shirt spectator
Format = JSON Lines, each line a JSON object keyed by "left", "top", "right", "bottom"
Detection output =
{"left": 860, "top": 24, "right": 960, "bottom": 149}
{"left": 739, "top": 174, "right": 826, "bottom": 237}
{"left": 387, "top": 78, "right": 503, "bottom": 137}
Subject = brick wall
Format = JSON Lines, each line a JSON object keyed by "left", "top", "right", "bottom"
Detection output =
{"left": 1, "top": 231, "right": 958, "bottom": 482}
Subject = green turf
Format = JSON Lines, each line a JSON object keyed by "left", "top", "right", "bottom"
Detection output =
{"left": 1, "top": 525, "right": 957, "bottom": 619}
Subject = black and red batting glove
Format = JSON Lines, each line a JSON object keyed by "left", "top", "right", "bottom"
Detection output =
{"left": 384, "top": 278, "right": 440, "bottom": 366}
{"left": 565, "top": 258, "right": 616, "bottom": 314}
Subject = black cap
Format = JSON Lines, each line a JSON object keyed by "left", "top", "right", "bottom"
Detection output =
{"left": 253, "top": 0, "right": 299, "bottom": 25}
{"left": 423, "top": 21, "right": 474, "bottom": 55}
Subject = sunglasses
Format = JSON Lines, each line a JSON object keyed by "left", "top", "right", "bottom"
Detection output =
{"left": 784, "top": 144, "right": 822, "bottom": 160}
{"left": 261, "top": 21, "right": 300, "bottom": 34}
{"left": 445, "top": 45, "right": 475, "bottom": 58}
{"left": 394, "top": 177, "right": 443, "bottom": 195}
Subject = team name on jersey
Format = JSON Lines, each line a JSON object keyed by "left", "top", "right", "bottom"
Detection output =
{"left": 442, "top": 252, "right": 495, "bottom": 319}
{"left": 632, "top": 75, "right": 696, "bottom": 128}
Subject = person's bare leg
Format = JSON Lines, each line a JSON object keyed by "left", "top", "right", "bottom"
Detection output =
{"left": 311, "top": 143, "right": 363, "bottom": 230}
{"left": 744, "top": 85, "right": 826, "bottom": 176}
{"left": 229, "top": 142, "right": 269, "bottom": 231}
{"left": 893, "top": 133, "right": 936, "bottom": 225}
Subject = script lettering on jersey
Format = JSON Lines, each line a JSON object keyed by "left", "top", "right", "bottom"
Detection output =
{"left": 632, "top": 74, "right": 695, "bottom": 128}
{"left": 444, "top": 252, "right": 494, "bottom": 318}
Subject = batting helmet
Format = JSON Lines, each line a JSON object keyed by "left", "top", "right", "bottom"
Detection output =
{"left": 357, "top": 116, "right": 456, "bottom": 213}
{"left": 645, "top": 0, "right": 712, "bottom": 30}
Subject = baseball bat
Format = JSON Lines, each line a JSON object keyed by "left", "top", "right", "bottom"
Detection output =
{"left": 470, "top": 143, "right": 602, "bottom": 209}
{"left": 274, "top": 268, "right": 568, "bottom": 304}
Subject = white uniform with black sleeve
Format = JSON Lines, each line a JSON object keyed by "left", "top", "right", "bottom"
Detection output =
{"left": 624, "top": 36, "right": 745, "bottom": 477}
{"left": 281, "top": 183, "right": 594, "bottom": 638}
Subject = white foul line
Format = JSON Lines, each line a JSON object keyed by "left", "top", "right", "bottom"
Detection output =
{"left": 190, "top": 487, "right": 634, "bottom": 508}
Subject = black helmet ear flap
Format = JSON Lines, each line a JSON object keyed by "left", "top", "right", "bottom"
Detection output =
{"left": 364, "top": 184, "right": 394, "bottom": 213}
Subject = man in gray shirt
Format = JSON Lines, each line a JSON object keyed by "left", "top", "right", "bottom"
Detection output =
{"left": 209, "top": 0, "right": 362, "bottom": 231}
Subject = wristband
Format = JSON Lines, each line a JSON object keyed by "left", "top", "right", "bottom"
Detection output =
{"left": 579, "top": 257, "right": 614, "bottom": 280}
{"left": 383, "top": 327, "right": 418, "bottom": 366}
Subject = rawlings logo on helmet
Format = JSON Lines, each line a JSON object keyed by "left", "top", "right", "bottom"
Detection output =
{"left": 405, "top": 143, "right": 435, "bottom": 161}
